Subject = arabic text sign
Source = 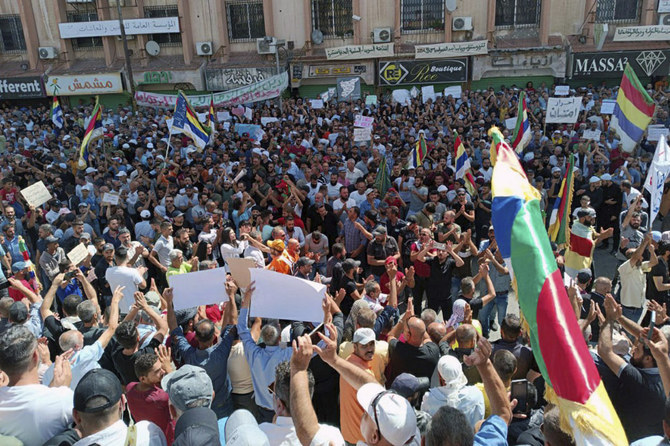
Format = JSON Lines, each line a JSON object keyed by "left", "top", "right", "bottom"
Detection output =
{"left": 46, "top": 73, "right": 123, "bottom": 96}
{"left": 354, "top": 114, "right": 374, "bottom": 128}
{"left": 613, "top": 25, "right": 670, "bottom": 41}
{"left": 546, "top": 97, "right": 581, "bottom": 124}
{"left": 326, "top": 43, "right": 394, "bottom": 60}
{"left": 59, "top": 17, "right": 179, "bottom": 39}
{"left": 135, "top": 72, "right": 288, "bottom": 108}
{"left": 205, "top": 67, "right": 275, "bottom": 91}
{"left": 554, "top": 85, "right": 570, "bottom": 96}
{"left": 415, "top": 40, "right": 488, "bottom": 59}
{"left": 171, "top": 267, "right": 230, "bottom": 311}
{"left": 354, "top": 127, "right": 372, "bottom": 142}
{"left": 102, "top": 193, "right": 120, "bottom": 206}
{"left": 648, "top": 125, "right": 669, "bottom": 142}
{"left": 582, "top": 129, "right": 601, "bottom": 141}
{"left": 601, "top": 100, "right": 616, "bottom": 115}
{"left": 20, "top": 181, "right": 52, "bottom": 208}
{"left": 67, "top": 243, "right": 90, "bottom": 266}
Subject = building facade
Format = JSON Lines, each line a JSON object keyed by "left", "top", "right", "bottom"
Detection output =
{"left": 0, "top": 0, "right": 667, "bottom": 106}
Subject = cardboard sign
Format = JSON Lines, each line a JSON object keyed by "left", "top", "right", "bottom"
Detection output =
{"left": 582, "top": 129, "right": 601, "bottom": 141}
{"left": 353, "top": 127, "right": 372, "bottom": 142}
{"left": 67, "top": 243, "right": 90, "bottom": 266}
{"left": 20, "top": 181, "right": 52, "bottom": 208}
{"left": 102, "top": 193, "right": 120, "bottom": 206}
{"left": 226, "top": 257, "right": 258, "bottom": 288}
{"left": 546, "top": 97, "right": 581, "bottom": 124}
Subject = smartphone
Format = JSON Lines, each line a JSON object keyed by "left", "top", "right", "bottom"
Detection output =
{"left": 648, "top": 311, "right": 657, "bottom": 341}
{"left": 433, "top": 242, "right": 446, "bottom": 251}
{"left": 309, "top": 323, "right": 324, "bottom": 345}
{"left": 511, "top": 379, "right": 529, "bottom": 414}
{"left": 63, "top": 270, "right": 77, "bottom": 281}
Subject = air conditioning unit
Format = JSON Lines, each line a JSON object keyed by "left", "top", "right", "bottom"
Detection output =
{"left": 196, "top": 41, "right": 213, "bottom": 56}
{"left": 452, "top": 16, "right": 473, "bottom": 31}
{"left": 373, "top": 27, "right": 392, "bottom": 43}
{"left": 116, "top": 34, "right": 135, "bottom": 41}
{"left": 256, "top": 37, "right": 277, "bottom": 55}
{"left": 660, "top": 13, "right": 670, "bottom": 25}
{"left": 38, "top": 47, "right": 58, "bottom": 60}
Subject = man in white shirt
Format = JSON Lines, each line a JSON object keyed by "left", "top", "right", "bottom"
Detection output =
{"left": 349, "top": 179, "right": 370, "bottom": 206}
{"left": 149, "top": 222, "right": 174, "bottom": 285}
{"left": 243, "top": 230, "right": 266, "bottom": 268}
{"left": 618, "top": 233, "right": 656, "bottom": 323}
{"left": 0, "top": 325, "right": 74, "bottom": 445}
{"left": 345, "top": 159, "right": 364, "bottom": 185}
{"left": 105, "top": 246, "right": 147, "bottom": 313}
{"left": 333, "top": 186, "right": 356, "bottom": 219}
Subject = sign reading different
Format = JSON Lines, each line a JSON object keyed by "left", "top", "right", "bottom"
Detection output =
{"left": 0, "top": 76, "right": 45, "bottom": 99}
{"left": 59, "top": 17, "right": 180, "bottom": 39}
{"left": 326, "top": 43, "right": 394, "bottom": 60}
{"left": 415, "top": 40, "right": 488, "bottom": 59}
{"left": 45, "top": 73, "right": 123, "bottom": 96}
{"left": 613, "top": 25, "right": 670, "bottom": 42}
{"left": 205, "top": 67, "right": 275, "bottom": 91}
{"left": 379, "top": 59, "right": 468, "bottom": 86}
{"left": 571, "top": 50, "right": 670, "bottom": 79}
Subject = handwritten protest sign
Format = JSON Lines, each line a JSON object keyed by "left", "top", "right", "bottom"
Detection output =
{"left": 422, "top": 85, "right": 436, "bottom": 103}
{"left": 546, "top": 97, "right": 581, "bottom": 124}
{"left": 249, "top": 269, "right": 325, "bottom": 322}
{"left": 101, "top": 193, "right": 120, "bottom": 206}
{"left": 216, "top": 111, "right": 231, "bottom": 121}
{"left": 171, "top": 267, "right": 229, "bottom": 311}
{"left": 311, "top": 99, "right": 324, "bottom": 109}
{"left": 354, "top": 127, "right": 372, "bottom": 142}
{"left": 582, "top": 129, "right": 601, "bottom": 140}
{"left": 20, "top": 181, "right": 52, "bottom": 208}
{"left": 67, "top": 243, "right": 89, "bottom": 266}
{"left": 443, "top": 86, "right": 462, "bottom": 98}
{"left": 648, "top": 125, "right": 669, "bottom": 141}
{"left": 354, "top": 114, "right": 374, "bottom": 128}
{"left": 365, "top": 95, "right": 378, "bottom": 105}
{"left": 554, "top": 86, "right": 570, "bottom": 96}
{"left": 392, "top": 89, "right": 411, "bottom": 105}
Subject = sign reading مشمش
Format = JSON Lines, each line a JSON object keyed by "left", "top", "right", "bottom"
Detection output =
{"left": 45, "top": 73, "right": 123, "bottom": 96}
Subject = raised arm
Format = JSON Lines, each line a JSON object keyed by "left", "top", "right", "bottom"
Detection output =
{"left": 40, "top": 273, "right": 64, "bottom": 321}
{"left": 134, "top": 291, "right": 168, "bottom": 341}
{"left": 75, "top": 268, "right": 101, "bottom": 316}
{"left": 97, "top": 286, "right": 122, "bottom": 348}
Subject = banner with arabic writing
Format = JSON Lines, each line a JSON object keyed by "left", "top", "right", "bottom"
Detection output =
{"left": 45, "top": 73, "right": 123, "bottom": 96}
{"left": 415, "top": 40, "right": 488, "bottom": 59}
{"left": 545, "top": 97, "right": 581, "bottom": 124}
{"left": 326, "top": 43, "right": 394, "bottom": 60}
{"left": 135, "top": 72, "right": 289, "bottom": 108}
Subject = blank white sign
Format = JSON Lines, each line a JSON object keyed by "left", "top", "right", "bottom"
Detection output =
{"left": 249, "top": 268, "right": 325, "bottom": 322}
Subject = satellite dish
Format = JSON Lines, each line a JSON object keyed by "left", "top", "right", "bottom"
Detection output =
{"left": 145, "top": 40, "right": 160, "bottom": 56}
{"left": 445, "top": 0, "right": 457, "bottom": 13}
{"left": 311, "top": 29, "right": 324, "bottom": 45}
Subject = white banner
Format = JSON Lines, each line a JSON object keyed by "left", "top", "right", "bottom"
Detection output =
{"left": 135, "top": 72, "right": 289, "bottom": 108}
{"left": 546, "top": 97, "right": 581, "bottom": 123}
{"left": 45, "top": 73, "right": 123, "bottom": 96}
{"left": 59, "top": 17, "right": 179, "bottom": 39}
{"left": 171, "top": 267, "right": 229, "bottom": 311}
{"left": 354, "top": 114, "right": 374, "bottom": 128}
{"left": 645, "top": 136, "right": 670, "bottom": 193}
{"left": 415, "top": 40, "right": 488, "bottom": 59}
{"left": 613, "top": 25, "right": 670, "bottom": 41}
{"left": 392, "top": 89, "right": 411, "bottom": 105}
{"left": 249, "top": 269, "right": 325, "bottom": 322}
{"left": 650, "top": 161, "right": 670, "bottom": 225}
{"left": 443, "top": 86, "right": 462, "bottom": 98}
{"left": 326, "top": 43, "right": 394, "bottom": 60}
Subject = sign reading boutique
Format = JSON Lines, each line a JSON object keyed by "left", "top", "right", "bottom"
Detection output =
{"left": 378, "top": 59, "right": 468, "bottom": 86}
{"left": 0, "top": 76, "right": 45, "bottom": 99}
{"left": 571, "top": 50, "right": 670, "bottom": 79}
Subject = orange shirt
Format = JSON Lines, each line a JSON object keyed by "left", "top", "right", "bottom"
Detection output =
{"left": 267, "top": 250, "right": 298, "bottom": 275}
{"left": 340, "top": 354, "right": 373, "bottom": 444}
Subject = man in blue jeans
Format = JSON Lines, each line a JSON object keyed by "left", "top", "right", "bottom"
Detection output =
{"left": 478, "top": 248, "right": 510, "bottom": 338}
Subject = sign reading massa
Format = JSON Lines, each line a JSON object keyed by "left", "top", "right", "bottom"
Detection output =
{"left": 378, "top": 59, "right": 468, "bottom": 86}
{"left": 571, "top": 50, "right": 670, "bottom": 79}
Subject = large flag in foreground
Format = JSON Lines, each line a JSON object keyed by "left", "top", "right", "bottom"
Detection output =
{"left": 51, "top": 96, "right": 63, "bottom": 129}
{"left": 611, "top": 63, "right": 655, "bottom": 153}
{"left": 489, "top": 126, "right": 627, "bottom": 446}
{"left": 454, "top": 131, "right": 477, "bottom": 196}
{"left": 511, "top": 91, "right": 531, "bottom": 152}
{"left": 170, "top": 91, "right": 210, "bottom": 151}
{"left": 409, "top": 131, "right": 429, "bottom": 168}
{"left": 78, "top": 99, "right": 103, "bottom": 167}
{"left": 547, "top": 154, "right": 575, "bottom": 245}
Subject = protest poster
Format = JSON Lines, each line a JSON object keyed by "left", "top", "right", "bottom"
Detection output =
{"left": 20, "top": 181, "right": 52, "bottom": 208}
{"left": 546, "top": 97, "right": 581, "bottom": 123}
{"left": 648, "top": 125, "right": 669, "bottom": 141}
{"left": 311, "top": 99, "right": 324, "bottom": 109}
{"left": 600, "top": 100, "right": 616, "bottom": 115}
{"left": 244, "top": 107, "right": 253, "bottom": 120}
{"left": 227, "top": 257, "right": 258, "bottom": 288}
{"left": 392, "top": 89, "right": 411, "bottom": 105}
{"left": 353, "top": 127, "right": 372, "bottom": 142}
{"left": 422, "top": 85, "right": 436, "bottom": 103}
{"left": 216, "top": 111, "right": 231, "bottom": 121}
{"left": 249, "top": 269, "right": 325, "bottom": 322}
{"left": 236, "top": 124, "right": 263, "bottom": 140}
{"left": 582, "top": 129, "right": 601, "bottom": 141}
{"left": 170, "top": 267, "right": 229, "bottom": 311}
{"left": 554, "top": 86, "right": 570, "bottom": 96}
{"left": 443, "top": 86, "right": 462, "bottom": 98}
{"left": 101, "top": 193, "right": 120, "bottom": 206}
{"left": 67, "top": 243, "right": 89, "bottom": 266}
{"left": 196, "top": 112, "right": 207, "bottom": 123}
{"left": 354, "top": 114, "right": 374, "bottom": 128}
{"left": 504, "top": 117, "right": 517, "bottom": 130}
{"left": 365, "top": 95, "right": 378, "bottom": 105}
{"left": 260, "top": 117, "right": 279, "bottom": 126}
{"left": 337, "top": 77, "right": 361, "bottom": 101}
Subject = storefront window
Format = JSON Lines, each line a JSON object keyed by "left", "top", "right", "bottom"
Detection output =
{"left": 596, "top": 0, "right": 640, "bottom": 23}
{"left": 495, "top": 0, "right": 541, "bottom": 28}
{"left": 0, "top": 15, "right": 26, "bottom": 53}
{"left": 66, "top": 7, "right": 103, "bottom": 50}
{"left": 401, "top": 0, "right": 444, "bottom": 33}
{"left": 226, "top": 0, "right": 266, "bottom": 42}
{"left": 311, "top": 0, "right": 353, "bottom": 39}
{"left": 144, "top": 5, "right": 181, "bottom": 46}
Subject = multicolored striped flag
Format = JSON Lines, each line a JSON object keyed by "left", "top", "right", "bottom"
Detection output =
{"left": 207, "top": 95, "right": 216, "bottom": 132}
{"left": 409, "top": 130, "right": 429, "bottom": 169}
{"left": 170, "top": 91, "right": 211, "bottom": 151}
{"left": 511, "top": 91, "right": 531, "bottom": 153}
{"left": 78, "top": 99, "right": 103, "bottom": 168}
{"left": 51, "top": 96, "right": 63, "bottom": 129}
{"left": 374, "top": 155, "right": 391, "bottom": 197}
{"left": 564, "top": 219, "right": 597, "bottom": 278}
{"left": 547, "top": 154, "right": 575, "bottom": 246}
{"left": 454, "top": 131, "right": 477, "bottom": 196}
{"left": 489, "top": 126, "right": 627, "bottom": 446}
{"left": 18, "top": 236, "right": 41, "bottom": 290}
{"left": 611, "top": 63, "right": 655, "bottom": 153}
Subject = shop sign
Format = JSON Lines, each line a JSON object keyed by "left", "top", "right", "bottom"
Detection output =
{"left": 59, "top": 17, "right": 179, "bottom": 39}
{"left": 205, "top": 68, "right": 275, "bottom": 91}
{"left": 613, "top": 25, "right": 670, "bottom": 41}
{"left": 571, "top": 50, "right": 670, "bottom": 79}
{"left": 415, "top": 40, "right": 488, "bottom": 59}
{"left": 326, "top": 43, "right": 394, "bottom": 60}
{"left": 135, "top": 69, "right": 204, "bottom": 90}
{"left": 0, "top": 76, "right": 45, "bottom": 99}
{"left": 472, "top": 50, "right": 566, "bottom": 80}
{"left": 378, "top": 59, "right": 468, "bottom": 85}
{"left": 45, "top": 73, "right": 123, "bottom": 96}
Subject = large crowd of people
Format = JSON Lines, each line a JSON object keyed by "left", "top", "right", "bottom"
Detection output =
{"left": 0, "top": 80, "right": 669, "bottom": 446}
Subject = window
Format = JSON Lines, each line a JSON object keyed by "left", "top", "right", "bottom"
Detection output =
{"left": 226, "top": 0, "right": 266, "bottom": 42}
{"left": 495, "top": 0, "right": 541, "bottom": 28}
{"left": 596, "top": 0, "right": 640, "bottom": 23}
{"left": 401, "top": 0, "right": 444, "bottom": 33}
{"left": 66, "top": 9, "right": 102, "bottom": 49}
{"left": 144, "top": 5, "right": 181, "bottom": 45}
{"left": 0, "top": 15, "right": 26, "bottom": 53}
{"left": 312, "top": 0, "right": 353, "bottom": 38}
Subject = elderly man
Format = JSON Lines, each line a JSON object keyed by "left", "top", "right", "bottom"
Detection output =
{"left": 39, "top": 235, "right": 66, "bottom": 289}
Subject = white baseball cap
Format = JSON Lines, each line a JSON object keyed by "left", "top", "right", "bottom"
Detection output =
{"left": 356, "top": 383, "right": 418, "bottom": 446}
{"left": 353, "top": 328, "right": 376, "bottom": 344}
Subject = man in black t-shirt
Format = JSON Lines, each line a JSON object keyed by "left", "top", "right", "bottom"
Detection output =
{"left": 458, "top": 263, "right": 496, "bottom": 319}
{"left": 647, "top": 241, "right": 670, "bottom": 307}
{"left": 338, "top": 258, "right": 362, "bottom": 316}
{"left": 452, "top": 188, "right": 475, "bottom": 232}
{"left": 417, "top": 242, "right": 464, "bottom": 319}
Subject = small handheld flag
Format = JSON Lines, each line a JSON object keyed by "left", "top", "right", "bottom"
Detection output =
{"left": 78, "top": 98, "right": 103, "bottom": 168}
{"left": 51, "top": 97, "right": 63, "bottom": 129}
{"left": 454, "top": 131, "right": 477, "bottom": 196}
{"left": 511, "top": 91, "right": 531, "bottom": 153}
{"left": 409, "top": 131, "right": 429, "bottom": 169}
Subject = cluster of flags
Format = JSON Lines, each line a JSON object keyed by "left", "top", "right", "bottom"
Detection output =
{"left": 51, "top": 96, "right": 63, "bottom": 129}
{"left": 78, "top": 99, "right": 104, "bottom": 168}
{"left": 547, "top": 154, "right": 576, "bottom": 246}
{"left": 454, "top": 131, "right": 477, "bottom": 196}
{"left": 169, "top": 91, "right": 214, "bottom": 153}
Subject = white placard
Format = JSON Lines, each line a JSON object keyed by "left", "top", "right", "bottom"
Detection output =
{"left": 20, "top": 181, "right": 52, "bottom": 208}
{"left": 648, "top": 125, "right": 669, "bottom": 141}
{"left": 415, "top": 40, "right": 488, "bottom": 59}
{"left": 504, "top": 117, "right": 517, "bottom": 130}
{"left": 217, "top": 111, "right": 231, "bottom": 121}
{"left": 613, "top": 25, "right": 670, "bottom": 41}
{"left": 600, "top": 99, "right": 616, "bottom": 115}
{"left": 67, "top": 243, "right": 90, "bottom": 266}
{"left": 102, "top": 193, "right": 120, "bottom": 206}
{"left": 554, "top": 85, "right": 570, "bottom": 96}
{"left": 546, "top": 97, "right": 581, "bottom": 124}
{"left": 354, "top": 127, "right": 372, "bottom": 142}
{"left": 354, "top": 114, "right": 374, "bottom": 128}
{"left": 317, "top": 117, "right": 323, "bottom": 126}
{"left": 582, "top": 129, "right": 601, "bottom": 140}
{"left": 45, "top": 73, "right": 123, "bottom": 96}
{"left": 59, "top": 17, "right": 180, "bottom": 39}
{"left": 260, "top": 117, "right": 279, "bottom": 125}
{"left": 244, "top": 107, "right": 253, "bottom": 121}
{"left": 197, "top": 112, "right": 208, "bottom": 124}
{"left": 392, "top": 89, "right": 411, "bottom": 105}
{"left": 443, "top": 86, "right": 462, "bottom": 98}
{"left": 325, "top": 43, "right": 394, "bottom": 60}
{"left": 249, "top": 269, "right": 325, "bottom": 322}
{"left": 311, "top": 99, "right": 324, "bottom": 109}
{"left": 422, "top": 85, "right": 436, "bottom": 103}
{"left": 170, "top": 267, "right": 229, "bottom": 311}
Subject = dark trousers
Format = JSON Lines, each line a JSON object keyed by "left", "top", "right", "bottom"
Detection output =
{"left": 232, "top": 391, "right": 259, "bottom": 420}
{"left": 412, "top": 276, "right": 428, "bottom": 310}
{"left": 427, "top": 290, "right": 452, "bottom": 320}
{"left": 256, "top": 405, "right": 275, "bottom": 424}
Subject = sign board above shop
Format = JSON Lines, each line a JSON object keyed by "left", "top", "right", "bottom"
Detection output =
{"left": 414, "top": 40, "right": 488, "bottom": 59}
{"left": 326, "top": 43, "right": 394, "bottom": 60}
{"left": 45, "top": 73, "right": 123, "bottom": 96}
{"left": 613, "top": 25, "right": 670, "bottom": 41}
{"left": 0, "top": 76, "right": 45, "bottom": 99}
{"left": 58, "top": 17, "right": 179, "bottom": 39}
{"left": 378, "top": 59, "right": 468, "bottom": 86}
{"left": 291, "top": 61, "right": 375, "bottom": 87}
{"left": 205, "top": 67, "right": 275, "bottom": 91}
{"left": 570, "top": 50, "right": 670, "bottom": 79}
{"left": 471, "top": 50, "right": 566, "bottom": 80}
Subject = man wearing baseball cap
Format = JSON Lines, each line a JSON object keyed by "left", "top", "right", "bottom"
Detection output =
{"left": 356, "top": 382, "right": 420, "bottom": 445}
